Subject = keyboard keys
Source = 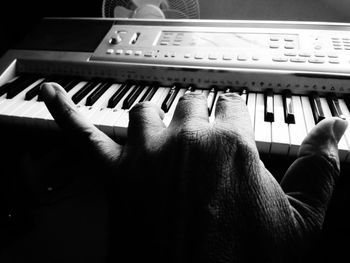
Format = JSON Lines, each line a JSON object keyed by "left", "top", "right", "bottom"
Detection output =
{"left": 122, "top": 84, "right": 143, "bottom": 110}
{"left": 86, "top": 82, "right": 112, "bottom": 106}
{"left": 283, "top": 90, "right": 295, "bottom": 124}
{"left": 72, "top": 80, "right": 100, "bottom": 104}
{"left": 139, "top": 85, "right": 158, "bottom": 102}
{"left": 327, "top": 94, "right": 345, "bottom": 119}
{"left": 161, "top": 86, "right": 179, "bottom": 113}
{"left": 300, "top": 96, "right": 316, "bottom": 133}
{"left": 255, "top": 93, "right": 272, "bottom": 153}
{"left": 206, "top": 87, "right": 217, "bottom": 115}
{"left": 107, "top": 83, "right": 130, "bottom": 108}
{"left": 289, "top": 96, "right": 307, "bottom": 156}
{"left": 309, "top": 92, "right": 325, "bottom": 123}
{"left": 271, "top": 94, "right": 290, "bottom": 155}
{"left": 6, "top": 76, "right": 38, "bottom": 99}
{"left": 264, "top": 89, "right": 274, "bottom": 122}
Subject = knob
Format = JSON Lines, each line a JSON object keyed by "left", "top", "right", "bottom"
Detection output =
{"left": 109, "top": 34, "right": 122, "bottom": 45}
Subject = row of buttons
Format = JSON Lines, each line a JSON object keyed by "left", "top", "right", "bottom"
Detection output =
{"left": 272, "top": 57, "right": 340, "bottom": 64}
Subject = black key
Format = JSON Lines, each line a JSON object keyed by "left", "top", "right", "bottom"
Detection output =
{"left": 282, "top": 90, "right": 295, "bottom": 124}
{"left": 240, "top": 88, "right": 248, "bottom": 104}
{"left": 161, "top": 86, "right": 179, "bottom": 113}
{"left": 309, "top": 92, "right": 325, "bottom": 123}
{"left": 264, "top": 89, "right": 274, "bottom": 122}
{"left": 207, "top": 87, "right": 217, "bottom": 115}
{"left": 107, "top": 83, "right": 129, "bottom": 108}
{"left": 37, "top": 77, "right": 74, "bottom": 101}
{"left": 139, "top": 85, "right": 158, "bottom": 102}
{"left": 327, "top": 94, "right": 345, "bottom": 119}
{"left": 86, "top": 82, "right": 112, "bottom": 106}
{"left": 6, "top": 76, "right": 38, "bottom": 99}
{"left": 185, "top": 86, "right": 195, "bottom": 94}
{"left": 63, "top": 79, "right": 81, "bottom": 93}
{"left": 71, "top": 80, "right": 100, "bottom": 104}
{"left": 122, "top": 84, "right": 143, "bottom": 109}
{"left": 25, "top": 76, "right": 57, "bottom": 101}
{"left": 0, "top": 76, "right": 28, "bottom": 97}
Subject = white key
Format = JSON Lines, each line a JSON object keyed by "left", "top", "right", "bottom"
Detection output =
{"left": 209, "top": 90, "right": 224, "bottom": 123}
{"left": 98, "top": 108, "right": 123, "bottom": 137}
{"left": 150, "top": 87, "right": 168, "bottom": 106}
{"left": 300, "top": 96, "right": 316, "bottom": 133}
{"left": 255, "top": 93, "right": 272, "bottom": 154}
{"left": 114, "top": 85, "right": 136, "bottom": 110}
{"left": 288, "top": 96, "right": 308, "bottom": 156}
{"left": 247, "top": 92, "right": 256, "bottom": 129}
{"left": 113, "top": 110, "right": 129, "bottom": 138}
{"left": 271, "top": 94, "right": 290, "bottom": 155}
{"left": 163, "top": 88, "right": 186, "bottom": 127}
{"left": 320, "top": 97, "right": 349, "bottom": 161}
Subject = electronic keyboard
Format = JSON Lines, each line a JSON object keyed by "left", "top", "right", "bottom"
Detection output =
{"left": 1, "top": 17, "right": 350, "bottom": 161}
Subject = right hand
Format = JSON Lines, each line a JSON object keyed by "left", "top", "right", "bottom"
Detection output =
{"left": 41, "top": 82, "right": 347, "bottom": 263}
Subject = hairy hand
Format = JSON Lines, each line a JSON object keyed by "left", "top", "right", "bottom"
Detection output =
{"left": 41, "top": 82, "right": 347, "bottom": 263}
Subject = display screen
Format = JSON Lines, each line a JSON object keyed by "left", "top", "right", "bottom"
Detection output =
{"left": 158, "top": 31, "right": 299, "bottom": 49}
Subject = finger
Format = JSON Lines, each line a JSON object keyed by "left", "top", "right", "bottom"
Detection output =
{"left": 128, "top": 101, "right": 166, "bottom": 143}
{"left": 40, "top": 82, "right": 122, "bottom": 163}
{"left": 299, "top": 117, "right": 348, "bottom": 169}
{"left": 214, "top": 92, "right": 255, "bottom": 140}
{"left": 280, "top": 117, "right": 348, "bottom": 225}
{"left": 169, "top": 91, "right": 209, "bottom": 129}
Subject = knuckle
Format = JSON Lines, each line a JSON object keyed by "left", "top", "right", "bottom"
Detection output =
{"left": 218, "top": 92, "right": 245, "bottom": 105}
{"left": 180, "top": 92, "right": 206, "bottom": 103}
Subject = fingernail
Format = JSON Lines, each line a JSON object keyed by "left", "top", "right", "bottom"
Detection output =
{"left": 333, "top": 118, "right": 348, "bottom": 142}
{"left": 40, "top": 82, "right": 57, "bottom": 102}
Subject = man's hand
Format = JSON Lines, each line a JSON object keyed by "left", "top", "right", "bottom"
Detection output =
{"left": 41, "top": 82, "right": 347, "bottom": 263}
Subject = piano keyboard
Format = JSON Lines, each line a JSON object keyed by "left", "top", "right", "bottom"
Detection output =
{"left": 1, "top": 74, "right": 350, "bottom": 161}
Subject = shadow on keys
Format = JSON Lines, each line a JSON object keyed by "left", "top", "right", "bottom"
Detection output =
{"left": 0, "top": 99, "right": 350, "bottom": 263}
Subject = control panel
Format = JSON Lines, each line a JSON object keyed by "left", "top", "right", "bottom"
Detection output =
{"left": 90, "top": 20, "right": 350, "bottom": 74}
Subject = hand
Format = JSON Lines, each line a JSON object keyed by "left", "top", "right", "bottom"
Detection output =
{"left": 41, "top": 82, "right": 347, "bottom": 263}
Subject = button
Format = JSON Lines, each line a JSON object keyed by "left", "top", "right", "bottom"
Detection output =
{"left": 125, "top": 50, "right": 133, "bottom": 55}
{"left": 272, "top": 57, "right": 288, "bottom": 62}
{"left": 290, "top": 58, "right": 306, "bottom": 63}
{"left": 134, "top": 51, "right": 142, "bottom": 56}
{"left": 106, "top": 49, "right": 114, "bottom": 54}
{"left": 223, "top": 54, "right": 232, "bottom": 60}
{"left": 284, "top": 52, "right": 297, "bottom": 56}
{"left": 270, "top": 36, "right": 280, "bottom": 41}
{"left": 208, "top": 54, "right": 219, "bottom": 60}
{"left": 328, "top": 54, "right": 339, "bottom": 58}
{"left": 115, "top": 49, "right": 123, "bottom": 55}
{"left": 160, "top": 41, "right": 169, "bottom": 46}
{"left": 308, "top": 58, "right": 325, "bottom": 64}
{"left": 314, "top": 53, "right": 326, "bottom": 57}
{"left": 314, "top": 45, "right": 322, "bottom": 50}
{"left": 195, "top": 54, "right": 204, "bottom": 59}
{"left": 144, "top": 51, "right": 154, "bottom": 57}
{"left": 284, "top": 37, "right": 294, "bottom": 42}
{"left": 270, "top": 44, "right": 280, "bottom": 49}
{"left": 284, "top": 44, "right": 295, "bottom": 49}
{"left": 237, "top": 55, "right": 248, "bottom": 61}
{"left": 299, "top": 53, "right": 311, "bottom": 57}
{"left": 184, "top": 53, "right": 191, "bottom": 58}
{"left": 252, "top": 56, "right": 260, "bottom": 61}
{"left": 329, "top": 59, "right": 340, "bottom": 64}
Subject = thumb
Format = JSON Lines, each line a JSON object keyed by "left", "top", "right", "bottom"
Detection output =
{"left": 40, "top": 82, "right": 122, "bottom": 164}
{"left": 299, "top": 117, "right": 348, "bottom": 170}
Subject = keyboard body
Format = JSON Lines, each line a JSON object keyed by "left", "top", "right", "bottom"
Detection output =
{"left": 1, "top": 17, "right": 350, "bottom": 160}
